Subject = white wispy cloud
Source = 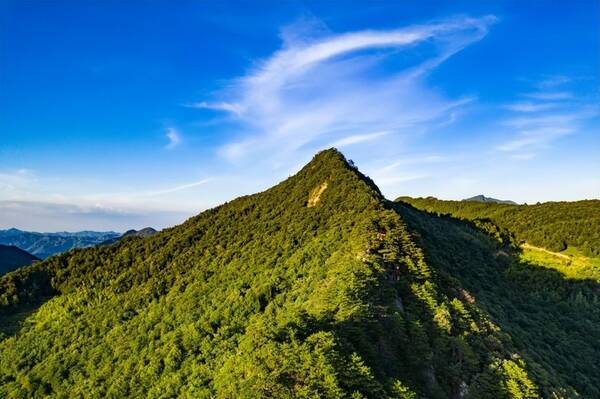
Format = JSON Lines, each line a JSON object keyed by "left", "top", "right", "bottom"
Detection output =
{"left": 0, "top": 200, "right": 190, "bottom": 232}
{"left": 503, "top": 112, "right": 589, "bottom": 129}
{"left": 372, "top": 174, "right": 430, "bottom": 186}
{"left": 189, "top": 101, "right": 245, "bottom": 116}
{"left": 524, "top": 91, "right": 573, "bottom": 101}
{"left": 537, "top": 75, "right": 571, "bottom": 89}
{"left": 376, "top": 155, "right": 448, "bottom": 174}
{"left": 0, "top": 168, "right": 215, "bottom": 231}
{"left": 362, "top": 154, "right": 450, "bottom": 191}
{"left": 503, "top": 102, "right": 560, "bottom": 113}
{"left": 165, "top": 127, "right": 181, "bottom": 149}
{"left": 144, "top": 178, "right": 214, "bottom": 196}
{"left": 329, "top": 131, "right": 389, "bottom": 147}
{"left": 511, "top": 153, "right": 536, "bottom": 160}
{"left": 497, "top": 76, "right": 597, "bottom": 156}
{"left": 498, "top": 107, "right": 598, "bottom": 152}
{"left": 497, "top": 126, "right": 574, "bottom": 152}
{"left": 76, "top": 177, "right": 217, "bottom": 209}
{"left": 194, "top": 16, "right": 496, "bottom": 164}
{"left": 0, "top": 169, "right": 38, "bottom": 198}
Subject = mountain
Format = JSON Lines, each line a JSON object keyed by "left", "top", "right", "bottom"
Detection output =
{"left": 393, "top": 199, "right": 599, "bottom": 398}
{"left": 0, "top": 245, "right": 39, "bottom": 275}
{"left": 463, "top": 195, "right": 517, "bottom": 205}
{"left": 0, "top": 229, "right": 120, "bottom": 259}
{"left": 100, "top": 227, "right": 158, "bottom": 246}
{"left": 0, "top": 149, "right": 598, "bottom": 398}
{"left": 122, "top": 227, "right": 157, "bottom": 238}
{"left": 397, "top": 196, "right": 600, "bottom": 257}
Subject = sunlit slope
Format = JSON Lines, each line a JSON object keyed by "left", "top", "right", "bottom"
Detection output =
{"left": 0, "top": 149, "right": 435, "bottom": 398}
{"left": 520, "top": 244, "right": 600, "bottom": 282}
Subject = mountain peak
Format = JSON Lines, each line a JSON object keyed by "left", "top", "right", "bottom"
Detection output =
{"left": 122, "top": 227, "right": 157, "bottom": 238}
{"left": 298, "top": 148, "right": 382, "bottom": 199}
{"left": 302, "top": 148, "right": 351, "bottom": 171}
{"left": 463, "top": 194, "right": 517, "bottom": 205}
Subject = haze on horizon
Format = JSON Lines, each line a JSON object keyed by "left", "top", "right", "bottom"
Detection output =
{"left": 1, "top": 1, "right": 598, "bottom": 232}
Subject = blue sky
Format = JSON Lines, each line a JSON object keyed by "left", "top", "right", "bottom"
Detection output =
{"left": 1, "top": 1, "right": 598, "bottom": 231}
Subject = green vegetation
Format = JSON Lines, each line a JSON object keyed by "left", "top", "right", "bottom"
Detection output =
{"left": 398, "top": 196, "right": 600, "bottom": 257}
{"left": 394, "top": 201, "right": 600, "bottom": 398}
{"left": 520, "top": 245, "right": 600, "bottom": 282}
{"left": 0, "top": 150, "right": 596, "bottom": 398}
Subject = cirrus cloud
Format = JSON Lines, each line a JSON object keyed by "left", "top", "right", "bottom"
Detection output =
{"left": 194, "top": 16, "right": 497, "bottom": 164}
{"left": 165, "top": 127, "right": 181, "bottom": 149}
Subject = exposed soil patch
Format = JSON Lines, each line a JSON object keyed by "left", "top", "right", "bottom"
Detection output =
{"left": 308, "top": 182, "right": 328, "bottom": 207}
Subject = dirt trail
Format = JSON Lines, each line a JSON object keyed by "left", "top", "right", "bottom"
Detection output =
{"left": 521, "top": 243, "right": 571, "bottom": 260}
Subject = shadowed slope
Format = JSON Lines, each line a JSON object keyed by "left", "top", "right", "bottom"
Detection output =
{"left": 394, "top": 200, "right": 600, "bottom": 398}
{"left": 0, "top": 245, "right": 39, "bottom": 275}
{"left": 398, "top": 196, "right": 600, "bottom": 257}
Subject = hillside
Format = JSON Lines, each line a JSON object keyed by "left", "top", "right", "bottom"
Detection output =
{"left": 0, "top": 150, "right": 597, "bottom": 398}
{"left": 0, "top": 229, "right": 120, "bottom": 259}
{"left": 397, "top": 196, "right": 600, "bottom": 257}
{"left": 393, "top": 201, "right": 599, "bottom": 398}
{"left": 0, "top": 245, "right": 39, "bottom": 275}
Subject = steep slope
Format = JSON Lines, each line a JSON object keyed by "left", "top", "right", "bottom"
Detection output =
{"left": 0, "top": 245, "right": 39, "bottom": 275}
{"left": 0, "top": 150, "right": 584, "bottom": 398}
{"left": 463, "top": 195, "right": 517, "bottom": 205}
{"left": 0, "top": 229, "right": 120, "bottom": 259}
{"left": 394, "top": 201, "right": 600, "bottom": 398}
{"left": 398, "top": 196, "right": 600, "bottom": 257}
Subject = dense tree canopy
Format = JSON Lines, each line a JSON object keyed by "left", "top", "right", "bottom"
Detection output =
{"left": 394, "top": 201, "right": 599, "bottom": 398}
{"left": 397, "top": 196, "right": 600, "bottom": 257}
{"left": 0, "top": 150, "right": 596, "bottom": 398}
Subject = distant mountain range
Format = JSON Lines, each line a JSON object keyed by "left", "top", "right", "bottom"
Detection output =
{"left": 463, "top": 194, "right": 517, "bottom": 205}
{"left": 0, "top": 228, "right": 120, "bottom": 259}
{"left": 0, "top": 244, "right": 39, "bottom": 275}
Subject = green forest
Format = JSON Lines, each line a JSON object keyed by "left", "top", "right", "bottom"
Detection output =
{"left": 397, "top": 196, "right": 600, "bottom": 257}
{"left": 0, "top": 150, "right": 598, "bottom": 398}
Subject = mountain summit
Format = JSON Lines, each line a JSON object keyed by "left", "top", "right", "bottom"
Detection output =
{"left": 463, "top": 195, "right": 517, "bottom": 205}
{"left": 0, "top": 149, "right": 597, "bottom": 398}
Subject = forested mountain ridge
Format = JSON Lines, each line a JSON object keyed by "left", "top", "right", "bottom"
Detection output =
{"left": 463, "top": 195, "right": 517, "bottom": 205}
{"left": 397, "top": 196, "right": 600, "bottom": 257}
{"left": 0, "top": 229, "right": 120, "bottom": 259}
{"left": 0, "top": 245, "right": 39, "bottom": 276}
{"left": 0, "top": 150, "right": 597, "bottom": 398}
